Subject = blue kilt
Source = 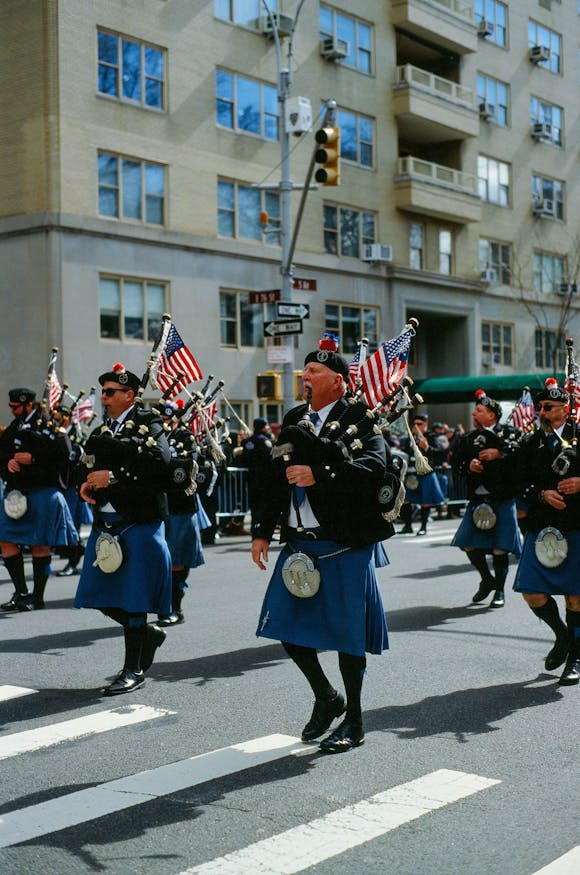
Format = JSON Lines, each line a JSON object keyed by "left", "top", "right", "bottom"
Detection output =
{"left": 164, "top": 512, "right": 205, "bottom": 569}
{"left": 256, "top": 539, "right": 388, "bottom": 657}
{"left": 514, "top": 530, "right": 580, "bottom": 596}
{"left": 451, "top": 499, "right": 522, "bottom": 554}
{"left": 405, "top": 472, "right": 445, "bottom": 506}
{"left": 0, "top": 487, "right": 78, "bottom": 547}
{"left": 74, "top": 519, "right": 171, "bottom": 614}
{"left": 196, "top": 500, "right": 212, "bottom": 531}
{"left": 62, "top": 487, "right": 93, "bottom": 529}
{"left": 373, "top": 541, "right": 390, "bottom": 568}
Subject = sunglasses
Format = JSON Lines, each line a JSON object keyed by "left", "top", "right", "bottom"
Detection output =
{"left": 101, "top": 387, "right": 129, "bottom": 398}
{"left": 536, "top": 403, "right": 563, "bottom": 412}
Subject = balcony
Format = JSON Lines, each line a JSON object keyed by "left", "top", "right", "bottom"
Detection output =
{"left": 391, "top": 0, "right": 477, "bottom": 55}
{"left": 394, "top": 156, "right": 481, "bottom": 223}
{"left": 393, "top": 65, "right": 479, "bottom": 142}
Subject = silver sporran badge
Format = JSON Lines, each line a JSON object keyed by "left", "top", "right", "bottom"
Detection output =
{"left": 535, "top": 527, "right": 568, "bottom": 568}
{"left": 281, "top": 551, "right": 320, "bottom": 598}
{"left": 93, "top": 532, "right": 124, "bottom": 574}
{"left": 3, "top": 490, "right": 27, "bottom": 520}
{"left": 473, "top": 502, "right": 497, "bottom": 530}
{"left": 405, "top": 473, "right": 419, "bottom": 492}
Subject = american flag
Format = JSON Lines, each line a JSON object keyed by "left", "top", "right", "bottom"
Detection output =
{"left": 48, "top": 366, "right": 62, "bottom": 411}
{"left": 191, "top": 400, "right": 217, "bottom": 438}
{"left": 72, "top": 389, "right": 96, "bottom": 425}
{"left": 359, "top": 327, "right": 414, "bottom": 408}
{"left": 156, "top": 324, "right": 202, "bottom": 396}
{"left": 511, "top": 389, "right": 535, "bottom": 430}
{"left": 348, "top": 344, "right": 362, "bottom": 393}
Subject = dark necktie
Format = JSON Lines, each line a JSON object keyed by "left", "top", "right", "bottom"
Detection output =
{"left": 109, "top": 419, "right": 119, "bottom": 434}
{"left": 546, "top": 432, "right": 559, "bottom": 453}
{"left": 293, "top": 412, "right": 320, "bottom": 508}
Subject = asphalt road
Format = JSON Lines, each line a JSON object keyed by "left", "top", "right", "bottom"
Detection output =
{"left": 0, "top": 518, "right": 578, "bottom": 875}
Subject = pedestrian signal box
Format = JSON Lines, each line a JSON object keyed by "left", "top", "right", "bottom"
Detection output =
{"left": 294, "top": 370, "right": 305, "bottom": 401}
{"left": 256, "top": 372, "right": 282, "bottom": 401}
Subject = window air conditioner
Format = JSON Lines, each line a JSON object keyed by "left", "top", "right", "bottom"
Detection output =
{"left": 529, "top": 45, "right": 551, "bottom": 63}
{"left": 558, "top": 283, "right": 578, "bottom": 296}
{"left": 261, "top": 13, "right": 294, "bottom": 38}
{"left": 362, "top": 243, "right": 393, "bottom": 263}
{"left": 480, "top": 268, "right": 497, "bottom": 284}
{"left": 531, "top": 122, "right": 552, "bottom": 141}
{"left": 479, "top": 101, "right": 495, "bottom": 121}
{"left": 533, "top": 198, "right": 555, "bottom": 217}
{"left": 481, "top": 351, "right": 492, "bottom": 366}
{"left": 320, "top": 36, "right": 349, "bottom": 61}
{"left": 477, "top": 20, "right": 494, "bottom": 38}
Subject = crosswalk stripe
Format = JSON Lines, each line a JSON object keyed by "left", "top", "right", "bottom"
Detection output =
{"left": 0, "top": 704, "right": 174, "bottom": 761}
{"left": 178, "top": 768, "right": 500, "bottom": 875}
{"left": 0, "top": 733, "right": 309, "bottom": 848}
{"left": 0, "top": 685, "right": 37, "bottom": 703}
{"left": 531, "top": 847, "right": 580, "bottom": 874}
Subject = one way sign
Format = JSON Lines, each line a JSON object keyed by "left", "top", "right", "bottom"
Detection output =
{"left": 264, "top": 319, "right": 303, "bottom": 337}
{"left": 276, "top": 302, "right": 310, "bottom": 320}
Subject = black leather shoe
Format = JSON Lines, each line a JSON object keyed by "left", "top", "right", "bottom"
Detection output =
{"left": 558, "top": 656, "right": 580, "bottom": 686}
{"left": 320, "top": 719, "right": 365, "bottom": 754}
{"left": 489, "top": 590, "right": 505, "bottom": 608}
{"left": 157, "top": 611, "right": 184, "bottom": 627}
{"left": 1, "top": 593, "right": 28, "bottom": 611}
{"left": 472, "top": 580, "right": 495, "bottom": 604}
{"left": 416, "top": 528, "right": 427, "bottom": 536}
{"left": 399, "top": 525, "right": 413, "bottom": 534}
{"left": 56, "top": 564, "right": 77, "bottom": 577}
{"left": 545, "top": 634, "right": 569, "bottom": 671}
{"left": 102, "top": 669, "right": 145, "bottom": 696}
{"left": 301, "top": 693, "right": 346, "bottom": 742}
{"left": 141, "top": 624, "right": 167, "bottom": 671}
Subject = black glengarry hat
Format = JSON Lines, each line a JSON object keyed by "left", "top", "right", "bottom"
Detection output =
{"left": 534, "top": 377, "right": 569, "bottom": 405}
{"left": 98, "top": 362, "right": 141, "bottom": 393}
{"left": 474, "top": 389, "right": 502, "bottom": 421}
{"left": 9, "top": 387, "right": 36, "bottom": 404}
{"left": 304, "top": 334, "right": 349, "bottom": 379}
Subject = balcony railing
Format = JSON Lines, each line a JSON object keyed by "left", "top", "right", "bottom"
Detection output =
{"left": 397, "top": 156, "right": 478, "bottom": 194}
{"left": 395, "top": 64, "right": 474, "bottom": 107}
{"left": 430, "top": 0, "right": 473, "bottom": 17}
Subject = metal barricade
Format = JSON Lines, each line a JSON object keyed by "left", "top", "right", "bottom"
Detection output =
{"left": 216, "top": 466, "right": 250, "bottom": 520}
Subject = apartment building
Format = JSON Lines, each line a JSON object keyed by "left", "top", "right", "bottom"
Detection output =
{"left": 0, "top": 0, "right": 579, "bottom": 426}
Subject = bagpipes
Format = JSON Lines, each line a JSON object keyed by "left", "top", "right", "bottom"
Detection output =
{"left": 135, "top": 312, "right": 173, "bottom": 406}
{"left": 552, "top": 338, "right": 579, "bottom": 476}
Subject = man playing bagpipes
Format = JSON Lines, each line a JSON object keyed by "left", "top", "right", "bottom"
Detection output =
{"left": 251, "top": 335, "right": 403, "bottom": 754}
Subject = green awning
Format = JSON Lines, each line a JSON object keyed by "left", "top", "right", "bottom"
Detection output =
{"left": 412, "top": 372, "right": 565, "bottom": 403}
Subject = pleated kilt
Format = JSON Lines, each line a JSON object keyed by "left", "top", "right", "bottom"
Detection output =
{"left": 514, "top": 530, "right": 580, "bottom": 596}
{"left": 405, "top": 472, "right": 445, "bottom": 506}
{"left": 74, "top": 518, "right": 171, "bottom": 614}
{"left": 0, "top": 487, "right": 78, "bottom": 547}
{"left": 196, "top": 499, "right": 212, "bottom": 531}
{"left": 373, "top": 541, "right": 390, "bottom": 568}
{"left": 164, "top": 511, "right": 205, "bottom": 569}
{"left": 451, "top": 499, "right": 522, "bottom": 554}
{"left": 62, "top": 487, "right": 94, "bottom": 530}
{"left": 256, "top": 539, "right": 389, "bottom": 657}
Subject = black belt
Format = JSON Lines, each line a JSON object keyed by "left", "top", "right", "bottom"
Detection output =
{"left": 286, "top": 526, "right": 322, "bottom": 541}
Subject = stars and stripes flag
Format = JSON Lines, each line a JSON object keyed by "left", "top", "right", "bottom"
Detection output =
{"left": 348, "top": 343, "right": 362, "bottom": 393}
{"left": 46, "top": 351, "right": 62, "bottom": 411}
{"left": 359, "top": 326, "right": 414, "bottom": 409}
{"left": 72, "top": 389, "right": 96, "bottom": 425}
{"left": 156, "top": 323, "right": 203, "bottom": 396}
{"left": 191, "top": 400, "right": 217, "bottom": 438}
{"left": 510, "top": 389, "right": 535, "bottom": 430}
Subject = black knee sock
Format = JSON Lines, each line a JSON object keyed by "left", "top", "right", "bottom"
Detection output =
{"left": 3, "top": 552, "right": 28, "bottom": 595}
{"left": 101, "top": 606, "right": 129, "bottom": 625}
{"left": 399, "top": 504, "right": 413, "bottom": 528}
{"left": 338, "top": 652, "right": 366, "bottom": 725}
{"left": 124, "top": 623, "right": 146, "bottom": 672}
{"left": 171, "top": 569, "right": 188, "bottom": 612}
{"left": 492, "top": 553, "right": 509, "bottom": 591}
{"left": 419, "top": 507, "right": 430, "bottom": 529}
{"left": 282, "top": 641, "right": 335, "bottom": 699}
{"left": 565, "top": 609, "right": 580, "bottom": 658}
{"left": 531, "top": 596, "right": 567, "bottom": 637}
{"left": 467, "top": 549, "right": 493, "bottom": 583}
{"left": 31, "top": 556, "right": 51, "bottom": 603}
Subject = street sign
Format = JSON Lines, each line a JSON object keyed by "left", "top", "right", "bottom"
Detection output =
{"left": 292, "top": 278, "right": 317, "bottom": 291}
{"left": 276, "top": 302, "right": 310, "bottom": 320}
{"left": 264, "top": 319, "right": 303, "bottom": 337}
{"left": 249, "top": 290, "right": 281, "bottom": 304}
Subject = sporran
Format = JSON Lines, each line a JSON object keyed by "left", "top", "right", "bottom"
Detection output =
{"left": 92, "top": 531, "right": 125, "bottom": 574}
{"left": 3, "top": 490, "right": 27, "bottom": 520}
{"left": 281, "top": 551, "right": 320, "bottom": 599}
{"left": 473, "top": 502, "right": 497, "bottom": 531}
{"left": 534, "top": 526, "right": 568, "bottom": 568}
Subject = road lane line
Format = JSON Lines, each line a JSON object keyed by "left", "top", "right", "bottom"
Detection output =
{"left": 0, "top": 686, "right": 36, "bottom": 703}
{"left": 0, "top": 733, "right": 310, "bottom": 848}
{"left": 531, "top": 847, "right": 580, "bottom": 874}
{"left": 0, "top": 704, "right": 174, "bottom": 760}
{"left": 179, "top": 768, "right": 501, "bottom": 875}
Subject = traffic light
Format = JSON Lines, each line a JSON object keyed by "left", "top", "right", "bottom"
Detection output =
{"left": 314, "top": 126, "right": 340, "bottom": 186}
{"left": 256, "top": 372, "right": 282, "bottom": 401}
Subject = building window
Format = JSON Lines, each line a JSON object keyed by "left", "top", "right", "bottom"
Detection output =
{"left": 409, "top": 223, "right": 424, "bottom": 269}
{"left": 533, "top": 251, "right": 566, "bottom": 294}
{"left": 438, "top": 230, "right": 452, "bottom": 275}
{"left": 215, "top": 0, "right": 277, "bottom": 27}
{"left": 477, "top": 155, "right": 510, "bottom": 206}
{"left": 99, "top": 276, "right": 166, "bottom": 341}
{"left": 325, "top": 303, "right": 379, "bottom": 356}
{"left": 477, "top": 73, "right": 509, "bottom": 126}
{"left": 481, "top": 322, "right": 513, "bottom": 366}
{"left": 319, "top": 5, "right": 373, "bottom": 74}
{"left": 530, "top": 97, "right": 563, "bottom": 146}
{"left": 97, "top": 30, "right": 165, "bottom": 110}
{"left": 217, "top": 180, "right": 280, "bottom": 243}
{"left": 479, "top": 238, "right": 511, "bottom": 284}
{"left": 532, "top": 175, "right": 564, "bottom": 220}
{"left": 535, "top": 329, "right": 566, "bottom": 370}
{"left": 475, "top": 0, "right": 507, "bottom": 47}
{"left": 216, "top": 70, "right": 279, "bottom": 140}
{"left": 219, "top": 289, "right": 277, "bottom": 348}
{"left": 323, "top": 204, "right": 376, "bottom": 258}
{"left": 98, "top": 152, "right": 165, "bottom": 224}
{"left": 528, "top": 20, "right": 561, "bottom": 74}
{"left": 336, "top": 108, "right": 374, "bottom": 168}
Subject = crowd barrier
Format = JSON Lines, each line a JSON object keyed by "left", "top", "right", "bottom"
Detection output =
{"left": 216, "top": 466, "right": 250, "bottom": 520}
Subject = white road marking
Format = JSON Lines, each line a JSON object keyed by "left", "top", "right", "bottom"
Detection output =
{"left": 178, "top": 768, "right": 501, "bottom": 875}
{"left": 0, "top": 733, "right": 311, "bottom": 848}
{"left": 0, "top": 704, "right": 174, "bottom": 761}
{"left": 531, "top": 847, "right": 580, "bottom": 874}
{"left": 0, "top": 686, "right": 37, "bottom": 703}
